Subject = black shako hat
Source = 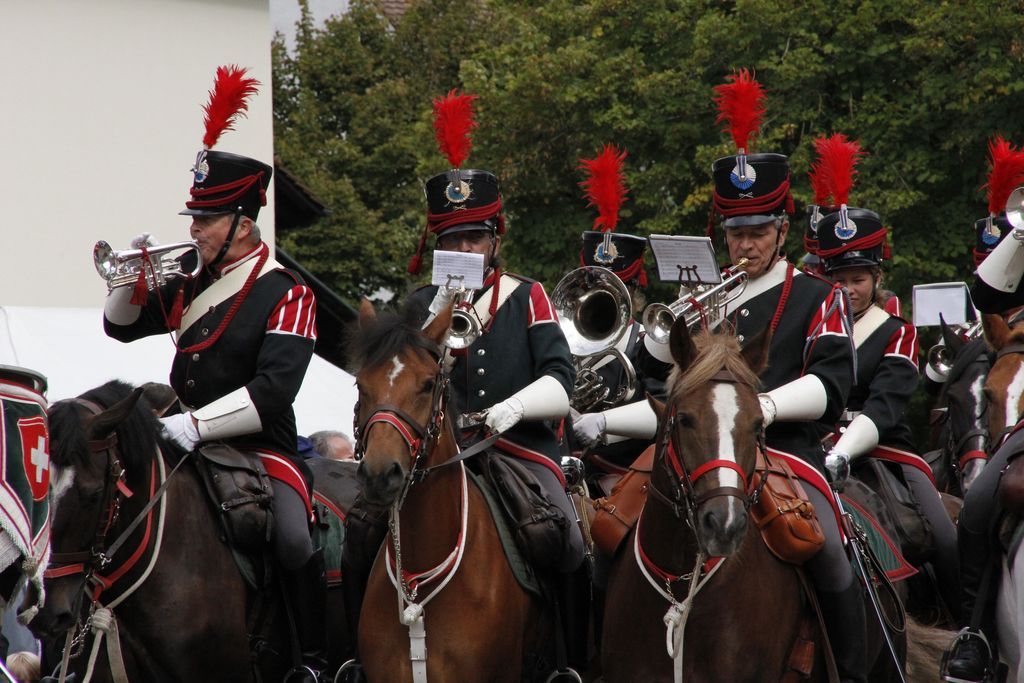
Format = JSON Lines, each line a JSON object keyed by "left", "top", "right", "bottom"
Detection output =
{"left": 712, "top": 152, "right": 793, "bottom": 227}
{"left": 424, "top": 168, "right": 503, "bottom": 236}
{"left": 816, "top": 207, "right": 887, "bottom": 272}
{"left": 580, "top": 231, "right": 647, "bottom": 286}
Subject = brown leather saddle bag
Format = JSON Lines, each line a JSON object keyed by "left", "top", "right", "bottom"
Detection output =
{"left": 749, "top": 450, "right": 825, "bottom": 564}
{"left": 590, "top": 445, "right": 654, "bottom": 557}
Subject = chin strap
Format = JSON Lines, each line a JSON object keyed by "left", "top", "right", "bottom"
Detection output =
{"left": 208, "top": 209, "right": 244, "bottom": 271}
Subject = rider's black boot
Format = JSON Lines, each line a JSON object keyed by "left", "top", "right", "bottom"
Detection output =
{"left": 557, "top": 562, "right": 591, "bottom": 673}
{"left": 819, "top": 579, "right": 868, "bottom": 683}
{"left": 336, "top": 498, "right": 389, "bottom": 683}
{"left": 282, "top": 548, "right": 329, "bottom": 683}
{"left": 943, "top": 523, "right": 996, "bottom": 682}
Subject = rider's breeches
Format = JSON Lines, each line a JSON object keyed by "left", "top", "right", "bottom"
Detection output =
{"left": 271, "top": 479, "right": 314, "bottom": 572}
{"left": 960, "top": 429, "right": 1019, "bottom": 538}
{"left": 516, "top": 458, "right": 586, "bottom": 573}
{"left": 804, "top": 486, "right": 856, "bottom": 592}
{"left": 901, "top": 463, "right": 960, "bottom": 617}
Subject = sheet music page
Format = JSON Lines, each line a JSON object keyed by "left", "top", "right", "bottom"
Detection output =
{"left": 431, "top": 250, "right": 485, "bottom": 289}
{"left": 912, "top": 282, "right": 973, "bottom": 327}
{"left": 647, "top": 235, "right": 722, "bottom": 284}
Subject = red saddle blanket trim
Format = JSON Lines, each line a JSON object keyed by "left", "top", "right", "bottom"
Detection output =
{"left": 254, "top": 450, "right": 313, "bottom": 521}
{"left": 494, "top": 438, "right": 566, "bottom": 487}
{"left": 868, "top": 444, "right": 935, "bottom": 485}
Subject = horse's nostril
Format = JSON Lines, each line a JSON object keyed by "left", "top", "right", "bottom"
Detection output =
{"left": 387, "top": 461, "right": 403, "bottom": 480}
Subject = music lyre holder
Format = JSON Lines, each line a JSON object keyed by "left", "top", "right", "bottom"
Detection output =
{"left": 445, "top": 274, "right": 466, "bottom": 290}
{"left": 676, "top": 264, "right": 704, "bottom": 288}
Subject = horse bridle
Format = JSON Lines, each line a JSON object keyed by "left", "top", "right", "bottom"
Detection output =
{"left": 646, "top": 370, "right": 766, "bottom": 552}
{"left": 354, "top": 346, "right": 452, "bottom": 506}
{"left": 45, "top": 399, "right": 132, "bottom": 584}
{"left": 937, "top": 352, "right": 991, "bottom": 472}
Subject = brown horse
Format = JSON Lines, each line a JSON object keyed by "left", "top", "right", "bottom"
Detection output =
{"left": 28, "top": 380, "right": 350, "bottom": 682}
{"left": 353, "top": 300, "right": 551, "bottom": 682}
{"left": 601, "top": 319, "right": 906, "bottom": 682}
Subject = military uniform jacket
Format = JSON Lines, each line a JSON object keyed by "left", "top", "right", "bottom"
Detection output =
{"left": 845, "top": 309, "right": 920, "bottom": 453}
{"left": 586, "top": 322, "right": 671, "bottom": 470}
{"left": 410, "top": 270, "right": 574, "bottom": 464}
{"left": 724, "top": 259, "right": 854, "bottom": 466}
{"left": 105, "top": 242, "right": 317, "bottom": 462}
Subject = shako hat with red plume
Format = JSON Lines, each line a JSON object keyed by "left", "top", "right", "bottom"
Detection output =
{"left": 709, "top": 70, "right": 794, "bottom": 230}
{"left": 973, "top": 136, "right": 1024, "bottom": 266}
{"left": 576, "top": 144, "right": 647, "bottom": 287}
{"left": 180, "top": 65, "right": 272, "bottom": 221}
{"left": 409, "top": 90, "right": 504, "bottom": 274}
{"left": 804, "top": 134, "right": 846, "bottom": 258}
{"left": 813, "top": 134, "right": 888, "bottom": 273}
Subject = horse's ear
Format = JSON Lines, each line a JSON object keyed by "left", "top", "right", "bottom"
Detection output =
{"left": 940, "top": 314, "right": 966, "bottom": 356}
{"left": 646, "top": 392, "right": 665, "bottom": 422}
{"left": 668, "top": 318, "right": 697, "bottom": 371}
{"left": 740, "top": 328, "right": 772, "bottom": 375}
{"left": 84, "top": 387, "right": 144, "bottom": 441}
{"left": 423, "top": 304, "right": 454, "bottom": 348}
{"left": 983, "top": 312, "right": 1012, "bottom": 352}
{"left": 358, "top": 298, "right": 377, "bottom": 330}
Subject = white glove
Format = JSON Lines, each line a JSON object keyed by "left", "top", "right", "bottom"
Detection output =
{"left": 428, "top": 286, "right": 458, "bottom": 315}
{"left": 130, "top": 232, "right": 158, "bottom": 249}
{"left": 484, "top": 397, "right": 525, "bottom": 435}
{"left": 824, "top": 449, "right": 851, "bottom": 487}
{"left": 160, "top": 413, "right": 200, "bottom": 450}
{"left": 758, "top": 393, "right": 777, "bottom": 427}
{"left": 573, "top": 413, "right": 607, "bottom": 448}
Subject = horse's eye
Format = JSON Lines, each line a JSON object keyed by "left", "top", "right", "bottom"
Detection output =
{"left": 983, "top": 388, "right": 994, "bottom": 401}
{"left": 677, "top": 412, "right": 695, "bottom": 429}
{"left": 420, "top": 381, "right": 434, "bottom": 395}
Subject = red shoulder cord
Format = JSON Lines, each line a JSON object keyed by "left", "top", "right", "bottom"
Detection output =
{"left": 769, "top": 262, "right": 795, "bottom": 334}
{"left": 177, "top": 248, "right": 269, "bottom": 354}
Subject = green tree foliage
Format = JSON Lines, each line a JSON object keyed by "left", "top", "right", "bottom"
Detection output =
{"left": 274, "top": 0, "right": 1024, "bottom": 305}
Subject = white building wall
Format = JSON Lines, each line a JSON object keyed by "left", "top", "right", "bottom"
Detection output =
{"left": 0, "top": 0, "right": 276, "bottom": 307}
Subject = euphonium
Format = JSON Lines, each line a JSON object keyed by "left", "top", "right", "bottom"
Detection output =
{"left": 642, "top": 258, "right": 749, "bottom": 344}
{"left": 551, "top": 266, "right": 636, "bottom": 412}
{"left": 94, "top": 240, "right": 202, "bottom": 291}
{"left": 926, "top": 320, "right": 983, "bottom": 381}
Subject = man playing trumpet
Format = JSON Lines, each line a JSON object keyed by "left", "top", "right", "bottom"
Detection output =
{"left": 101, "top": 66, "right": 326, "bottom": 683}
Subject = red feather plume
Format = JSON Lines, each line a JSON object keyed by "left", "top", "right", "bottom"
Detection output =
{"left": 983, "top": 136, "right": 1024, "bottom": 215}
{"left": 713, "top": 69, "right": 767, "bottom": 152}
{"left": 201, "top": 65, "right": 261, "bottom": 150}
{"left": 579, "top": 144, "right": 628, "bottom": 233}
{"left": 810, "top": 133, "right": 863, "bottom": 206}
{"left": 432, "top": 90, "right": 478, "bottom": 168}
{"left": 807, "top": 135, "right": 833, "bottom": 205}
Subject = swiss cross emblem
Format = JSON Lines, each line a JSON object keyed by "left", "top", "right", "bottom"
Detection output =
{"left": 18, "top": 417, "right": 49, "bottom": 502}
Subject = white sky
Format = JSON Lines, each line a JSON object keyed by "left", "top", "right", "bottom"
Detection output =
{"left": 270, "top": 0, "right": 349, "bottom": 50}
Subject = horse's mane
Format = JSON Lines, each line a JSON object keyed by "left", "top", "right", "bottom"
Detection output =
{"left": 667, "top": 330, "right": 760, "bottom": 402}
{"left": 349, "top": 300, "right": 439, "bottom": 371}
{"left": 49, "top": 380, "right": 182, "bottom": 481}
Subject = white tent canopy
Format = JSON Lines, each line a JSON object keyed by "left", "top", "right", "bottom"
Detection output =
{"left": 0, "top": 306, "right": 358, "bottom": 438}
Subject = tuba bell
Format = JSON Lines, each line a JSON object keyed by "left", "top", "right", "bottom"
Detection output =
{"left": 641, "top": 258, "right": 749, "bottom": 345}
{"left": 94, "top": 239, "right": 202, "bottom": 292}
{"left": 551, "top": 266, "right": 636, "bottom": 412}
{"left": 1006, "top": 185, "right": 1024, "bottom": 233}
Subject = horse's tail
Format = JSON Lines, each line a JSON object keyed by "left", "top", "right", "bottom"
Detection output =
{"left": 905, "top": 615, "right": 955, "bottom": 683}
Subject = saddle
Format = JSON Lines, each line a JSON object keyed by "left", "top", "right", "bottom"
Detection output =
{"left": 850, "top": 458, "right": 933, "bottom": 566}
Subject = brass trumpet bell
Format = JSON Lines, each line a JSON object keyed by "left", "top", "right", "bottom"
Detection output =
{"left": 93, "top": 239, "right": 202, "bottom": 291}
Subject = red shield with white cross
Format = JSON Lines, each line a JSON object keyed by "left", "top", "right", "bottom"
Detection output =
{"left": 19, "top": 416, "right": 50, "bottom": 501}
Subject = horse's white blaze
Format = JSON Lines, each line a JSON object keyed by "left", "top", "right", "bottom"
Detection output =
{"left": 970, "top": 374, "right": 986, "bottom": 419}
{"left": 1005, "top": 363, "right": 1024, "bottom": 429}
{"left": 387, "top": 355, "right": 405, "bottom": 390}
{"left": 49, "top": 465, "right": 75, "bottom": 517}
{"left": 711, "top": 383, "right": 743, "bottom": 528}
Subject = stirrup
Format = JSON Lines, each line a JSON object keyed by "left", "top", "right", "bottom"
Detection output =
{"left": 334, "top": 659, "right": 365, "bottom": 683}
{"left": 545, "top": 668, "right": 583, "bottom": 683}
{"left": 940, "top": 628, "right": 995, "bottom": 683}
{"left": 282, "top": 665, "right": 321, "bottom": 683}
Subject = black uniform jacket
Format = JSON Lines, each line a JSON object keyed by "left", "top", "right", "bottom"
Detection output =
{"left": 586, "top": 322, "right": 671, "bottom": 470}
{"left": 725, "top": 259, "right": 854, "bottom": 467}
{"left": 845, "top": 310, "right": 920, "bottom": 452}
{"left": 972, "top": 278, "right": 1024, "bottom": 314}
{"left": 410, "top": 270, "right": 574, "bottom": 464}
{"left": 104, "top": 242, "right": 317, "bottom": 463}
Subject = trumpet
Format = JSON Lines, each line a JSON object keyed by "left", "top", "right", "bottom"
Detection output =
{"left": 642, "top": 258, "right": 749, "bottom": 345}
{"left": 552, "top": 266, "right": 636, "bottom": 412}
{"left": 444, "top": 278, "right": 483, "bottom": 350}
{"left": 925, "top": 320, "right": 984, "bottom": 381}
{"left": 94, "top": 240, "right": 202, "bottom": 291}
{"left": 1007, "top": 185, "right": 1024, "bottom": 234}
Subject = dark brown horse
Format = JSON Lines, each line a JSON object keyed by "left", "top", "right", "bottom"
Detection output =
{"left": 601, "top": 320, "right": 907, "bottom": 682}
{"left": 28, "top": 381, "right": 350, "bottom": 682}
{"left": 353, "top": 301, "right": 551, "bottom": 682}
